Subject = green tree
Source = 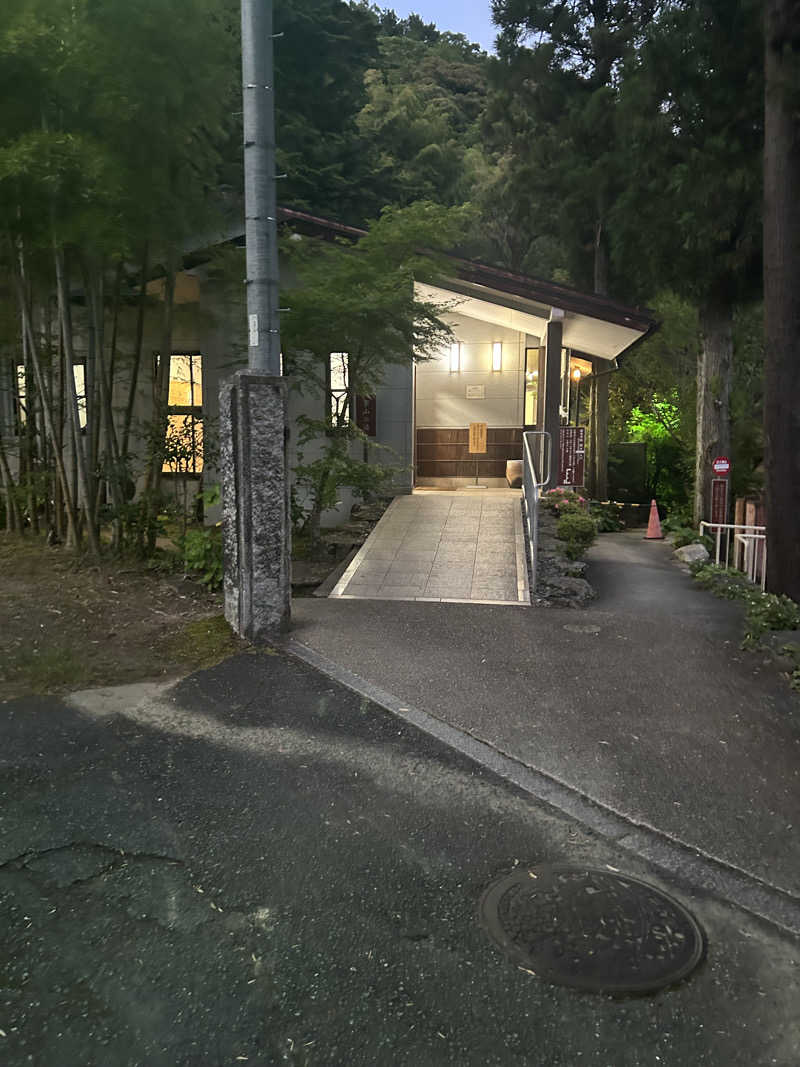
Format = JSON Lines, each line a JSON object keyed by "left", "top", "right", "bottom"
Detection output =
{"left": 273, "top": 0, "right": 381, "bottom": 223}
{"left": 487, "top": 0, "right": 660, "bottom": 289}
{"left": 0, "top": 0, "right": 236, "bottom": 554}
{"left": 763, "top": 0, "right": 800, "bottom": 599}
{"left": 610, "top": 0, "right": 763, "bottom": 524}
{"left": 356, "top": 29, "right": 490, "bottom": 211}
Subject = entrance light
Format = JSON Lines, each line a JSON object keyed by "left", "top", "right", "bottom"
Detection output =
{"left": 572, "top": 367, "right": 582, "bottom": 381}
{"left": 492, "top": 341, "right": 502, "bottom": 371}
{"left": 450, "top": 342, "right": 461, "bottom": 372}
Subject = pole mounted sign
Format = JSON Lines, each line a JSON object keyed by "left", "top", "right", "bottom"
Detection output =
{"left": 712, "top": 455, "right": 730, "bottom": 476}
{"left": 559, "top": 426, "right": 586, "bottom": 487}
{"left": 710, "top": 456, "right": 730, "bottom": 530}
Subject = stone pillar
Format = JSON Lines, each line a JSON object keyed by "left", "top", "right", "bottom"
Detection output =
{"left": 543, "top": 311, "right": 564, "bottom": 487}
{"left": 220, "top": 370, "right": 291, "bottom": 640}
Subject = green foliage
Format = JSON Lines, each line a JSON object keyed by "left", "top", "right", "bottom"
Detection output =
{"left": 691, "top": 564, "right": 800, "bottom": 648}
{"left": 589, "top": 502, "right": 625, "bottom": 532}
{"left": 292, "top": 416, "right": 398, "bottom": 545}
{"left": 282, "top": 201, "right": 471, "bottom": 397}
{"left": 556, "top": 511, "right": 598, "bottom": 560}
{"left": 182, "top": 525, "right": 223, "bottom": 591}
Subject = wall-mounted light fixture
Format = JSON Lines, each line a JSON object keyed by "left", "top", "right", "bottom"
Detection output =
{"left": 492, "top": 341, "right": 502, "bottom": 372}
{"left": 572, "top": 367, "right": 582, "bottom": 381}
{"left": 449, "top": 342, "right": 461, "bottom": 372}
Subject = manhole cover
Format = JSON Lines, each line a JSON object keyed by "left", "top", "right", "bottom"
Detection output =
{"left": 479, "top": 865, "right": 704, "bottom": 994}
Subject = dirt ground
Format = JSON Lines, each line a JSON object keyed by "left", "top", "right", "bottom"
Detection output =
{"left": 0, "top": 536, "right": 246, "bottom": 700}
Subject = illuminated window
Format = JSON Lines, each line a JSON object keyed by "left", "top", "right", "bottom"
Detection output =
{"left": 329, "top": 352, "right": 349, "bottom": 424}
{"left": 524, "top": 348, "right": 539, "bottom": 427}
{"left": 449, "top": 342, "right": 461, "bottom": 372}
{"left": 492, "top": 341, "right": 502, "bottom": 372}
{"left": 163, "top": 352, "right": 203, "bottom": 474}
{"left": 15, "top": 364, "right": 87, "bottom": 431}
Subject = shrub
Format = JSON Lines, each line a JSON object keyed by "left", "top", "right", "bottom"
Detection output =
{"left": 590, "top": 501, "right": 625, "bottom": 532}
{"left": 182, "top": 525, "right": 223, "bottom": 590}
{"left": 690, "top": 563, "right": 800, "bottom": 647}
{"left": 556, "top": 511, "right": 598, "bottom": 560}
{"left": 744, "top": 593, "right": 800, "bottom": 643}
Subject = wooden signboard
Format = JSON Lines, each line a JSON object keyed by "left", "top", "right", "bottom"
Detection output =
{"left": 355, "top": 394, "right": 376, "bottom": 437}
{"left": 710, "top": 477, "right": 728, "bottom": 530}
{"left": 558, "top": 426, "right": 586, "bottom": 487}
{"left": 469, "top": 422, "right": 488, "bottom": 454}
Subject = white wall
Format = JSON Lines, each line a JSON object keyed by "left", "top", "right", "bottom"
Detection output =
{"left": 415, "top": 313, "right": 526, "bottom": 428}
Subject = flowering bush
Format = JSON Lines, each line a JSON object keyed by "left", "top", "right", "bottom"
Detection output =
{"left": 541, "top": 488, "right": 587, "bottom": 515}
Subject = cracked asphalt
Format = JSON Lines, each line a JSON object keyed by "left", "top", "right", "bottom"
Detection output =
{"left": 1, "top": 650, "right": 799, "bottom": 1066}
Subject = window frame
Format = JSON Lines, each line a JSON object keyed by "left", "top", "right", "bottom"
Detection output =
{"left": 162, "top": 350, "right": 204, "bottom": 477}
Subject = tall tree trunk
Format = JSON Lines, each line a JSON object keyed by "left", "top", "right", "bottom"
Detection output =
{"left": 593, "top": 218, "right": 608, "bottom": 297}
{"left": 12, "top": 248, "right": 80, "bottom": 548}
{"left": 694, "top": 299, "right": 732, "bottom": 525}
{"left": 86, "top": 261, "right": 125, "bottom": 549}
{"left": 139, "top": 260, "right": 175, "bottom": 554}
{"left": 0, "top": 430, "right": 22, "bottom": 534}
{"left": 763, "top": 0, "right": 800, "bottom": 600}
{"left": 53, "top": 243, "right": 101, "bottom": 559}
{"left": 122, "top": 242, "right": 149, "bottom": 461}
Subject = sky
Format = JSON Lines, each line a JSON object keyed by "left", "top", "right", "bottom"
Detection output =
{"left": 386, "top": 1, "right": 499, "bottom": 54}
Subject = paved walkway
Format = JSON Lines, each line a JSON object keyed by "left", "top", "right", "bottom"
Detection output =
{"left": 4, "top": 659, "right": 798, "bottom": 1064}
{"left": 294, "top": 530, "right": 800, "bottom": 904}
{"left": 329, "top": 490, "right": 528, "bottom": 605}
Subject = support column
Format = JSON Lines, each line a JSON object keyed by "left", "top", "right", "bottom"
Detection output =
{"left": 221, "top": 371, "right": 291, "bottom": 640}
{"left": 542, "top": 310, "right": 563, "bottom": 487}
{"left": 594, "top": 361, "right": 609, "bottom": 500}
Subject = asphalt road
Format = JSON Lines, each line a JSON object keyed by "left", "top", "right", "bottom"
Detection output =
{"left": 1, "top": 649, "right": 799, "bottom": 1066}
{"left": 292, "top": 532, "right": 800, "bottom": 898}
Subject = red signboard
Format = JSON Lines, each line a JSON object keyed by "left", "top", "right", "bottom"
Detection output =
{"left": 711, "top": 477, "right": 728, "bottom": 528}
{"left": 712, "top": 455, "right": 730, "bottom": 475}
{"left": 558, "top": 426, "right": 586, "bottom": 487}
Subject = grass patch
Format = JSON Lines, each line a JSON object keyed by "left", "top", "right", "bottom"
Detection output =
{"left": 8, "top": 646, "right": 97, "bottom": 694}
{"left": 167, "top": 615, "right": 240, "bottom": 671}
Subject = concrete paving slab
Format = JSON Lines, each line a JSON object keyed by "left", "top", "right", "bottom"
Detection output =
{"left": 330, "top": 490, "right": 527, "bottom": 605}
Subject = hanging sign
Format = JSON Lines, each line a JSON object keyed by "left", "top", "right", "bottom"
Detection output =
{"left": 712, "top": 455, "right": 730, "bottom": 476}
{"left": 355, "top": 395, "right": 377, "bottom": 437}
{"left": 558, "top": 426, "right": 586, "bottom": 487}
{"left": 468, "top": 422, "right": 488, "bottom": 454}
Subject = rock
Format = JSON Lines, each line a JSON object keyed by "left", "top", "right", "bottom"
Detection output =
{"left": 674, "top": 543, "right": 709, "bottom": 564}
{"left": 538, "top": 575, "right": 596, "bottom": 603}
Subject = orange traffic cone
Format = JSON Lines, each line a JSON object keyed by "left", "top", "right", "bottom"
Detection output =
{"left": 644, "top": 499, "right": 664, "bottom": 539}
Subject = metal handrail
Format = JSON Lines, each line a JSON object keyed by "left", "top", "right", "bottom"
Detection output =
{"left": 525, "top": 430, "right": 551, "bottom": 489}
{"left": 522, "top": 431, "right": 550, "bottom": 595}
{"left": 699, "top": 520, "right": 767, "bottom": 592}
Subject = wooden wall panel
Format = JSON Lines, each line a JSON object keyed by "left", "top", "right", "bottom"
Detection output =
{"left": 415, "top": 428, "right": 523, "bottom": 478}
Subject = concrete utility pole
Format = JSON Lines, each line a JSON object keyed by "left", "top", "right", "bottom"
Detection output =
{"left": 241, "top": 0, "right": 281, "bottom": 375}
{"left": 220, "top": 0, "right": 291, "bottom": 640}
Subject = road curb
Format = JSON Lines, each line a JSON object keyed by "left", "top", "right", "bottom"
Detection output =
{"left": 281, "top": 636, "right": 800, "bottom": 939}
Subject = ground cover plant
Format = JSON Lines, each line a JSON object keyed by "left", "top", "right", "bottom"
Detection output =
{"left": 0, "top": 535, "right": 242, "bottom": 700}
{"left": 691, "top": 562, "right": 800, "bottom": 690}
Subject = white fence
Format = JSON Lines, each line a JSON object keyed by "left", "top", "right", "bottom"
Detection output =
{"left": 699, "top": 521, "right": 767, "bottom": 592}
